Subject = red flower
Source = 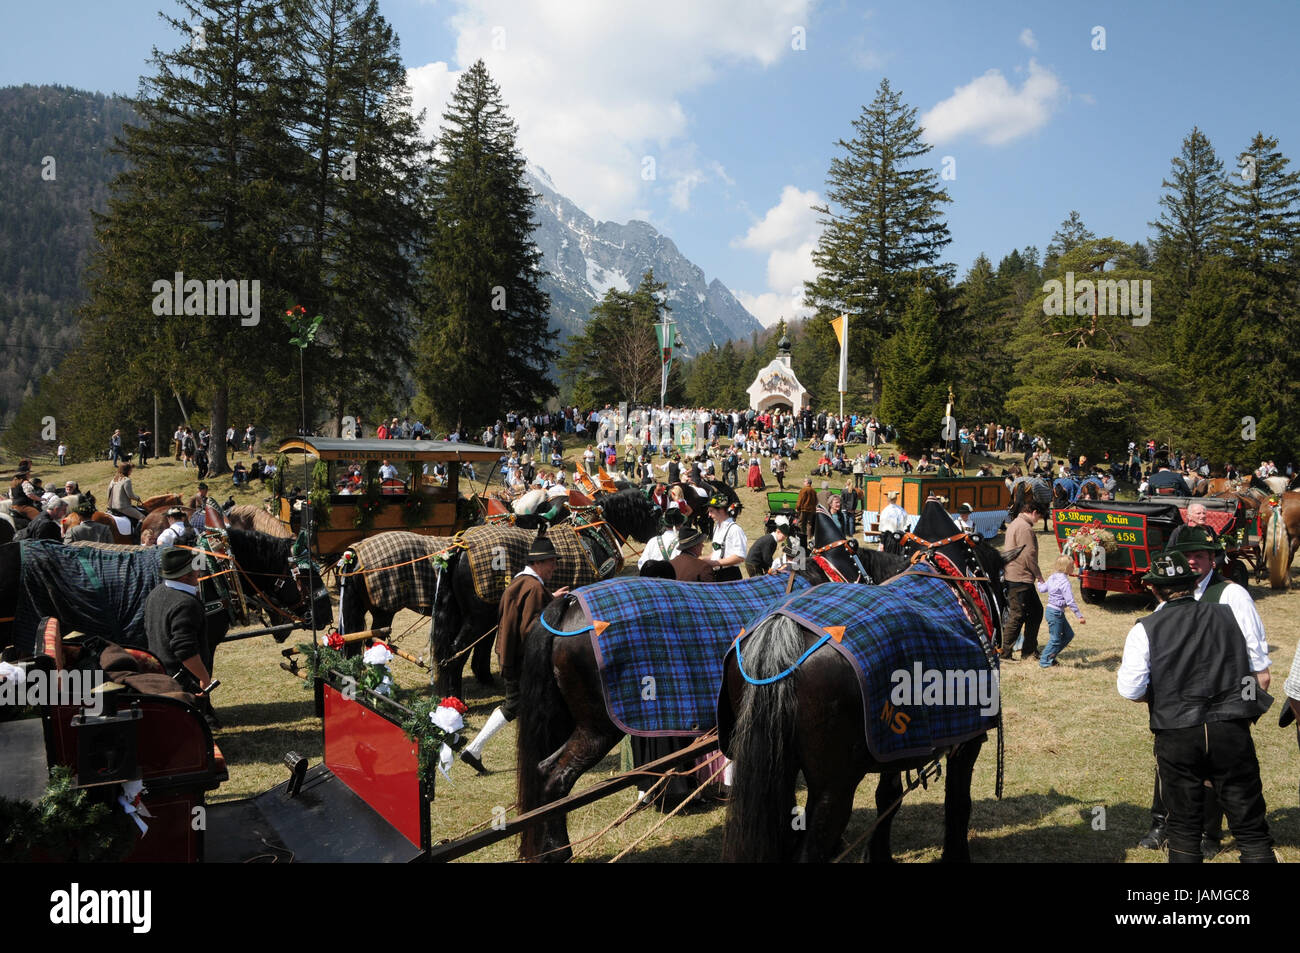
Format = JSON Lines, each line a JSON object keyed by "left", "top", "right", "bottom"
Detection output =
{"left": 325, "top": 630, "right": 344, "bottom": 650}
{"left": 439, "top": 696, "right": 467, "bottom": 714}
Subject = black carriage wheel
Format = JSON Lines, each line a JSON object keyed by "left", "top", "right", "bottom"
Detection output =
{"left": 1080, "top": 587, "right": 1107, "bottom": 605}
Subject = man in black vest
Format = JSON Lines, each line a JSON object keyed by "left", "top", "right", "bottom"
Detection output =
{"left": 145, "top": 546, "right": 217, "bottom": 726}
{"left": 1117, "top": 550, "right": 1274, "bottom": 862}
{"left": 1135, "top": 527, "right": 1271, "bottom": 854}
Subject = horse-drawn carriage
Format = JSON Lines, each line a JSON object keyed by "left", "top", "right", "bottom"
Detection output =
{"left": 1052, "top": 500, "right": 1186, "bottom": 603}
{"left": 860, "top": 474, "right": 1011, "bottom": 542}
{"left": 275, "top": 437, "right": 504, "bottom": 563}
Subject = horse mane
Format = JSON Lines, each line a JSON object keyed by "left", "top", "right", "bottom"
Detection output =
{"left": 594, "top": 487, "right": 659, "bottom": 543}
{"left": 225, "top": 526, "right": 292, "bottom": 572}
{"left": 226, "top": 504, "right": 292, "bottom": 538}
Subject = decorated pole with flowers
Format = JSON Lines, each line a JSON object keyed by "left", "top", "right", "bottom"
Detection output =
{"left": 285, "top": 305, "right": 325, "bottom": 643}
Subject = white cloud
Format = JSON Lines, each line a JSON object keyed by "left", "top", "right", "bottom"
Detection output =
{"left": 408, "top": 0, "right": 813, "bottom": 222}
{"left": 1019, "top": 28, "right": 1037, "bottom": 50}
{"left": 920, "top": 58, "right": 1064, "bottom": 146}
{"left": 732, "top": 185, "right": 822, "bottom": 327}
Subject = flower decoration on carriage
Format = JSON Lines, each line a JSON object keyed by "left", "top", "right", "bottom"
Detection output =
{"left": 360, "top": 640, "right": 395, "bottom": 696}
{"left": 324, "top": 629, "right": 345, "bottom": 651}
{"left": 1063, "top": 523, "right": 1117, "bottom": 559}
{"left": 429, "top": 696, "right": 468, "bottom": 779}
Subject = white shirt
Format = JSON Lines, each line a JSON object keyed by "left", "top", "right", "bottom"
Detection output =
{"left": 379, "top": 463, "right": 398, "bottom": 481}
{"left": 1116, "top": 575, "right": 1270, "bottom": 700}
{"left": 156, "top": 520, "right": 191, "bottom": 548}
{"left": 638, "top": 528, "right": 680, "bottom": 568}
{"left": 164, "top": 579, "right": 198, "bottom": 596}
{"left": 878, "top": 503, "right": 909, "bottom": 534}
{"left": 711, "top": 518, "right": 748, "bottom": 562}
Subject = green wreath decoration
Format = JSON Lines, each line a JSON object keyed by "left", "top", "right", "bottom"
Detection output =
{"left": 0, "top": 765, "right": 137, "bottom": 863}
{"left": 308, "top": 458, "right": 332, "bottom": 529}
{"left": 353, "top": 460, "right": 383, "bottom": 529}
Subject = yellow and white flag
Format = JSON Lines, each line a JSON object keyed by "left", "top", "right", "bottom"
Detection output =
{"left": 830, "top": 313, "right": 848, "bottom": 392}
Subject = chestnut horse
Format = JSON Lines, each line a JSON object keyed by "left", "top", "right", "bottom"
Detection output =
{"left": 1264, "top": 491, "right": 1300, "bottom": 589}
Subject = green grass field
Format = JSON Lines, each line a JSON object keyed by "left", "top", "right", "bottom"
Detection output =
{"left": 30, "top": 441, "right": 1300, "bottom": 862}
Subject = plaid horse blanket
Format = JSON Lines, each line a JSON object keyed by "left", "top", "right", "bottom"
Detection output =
{"left": 347, "top": 532, "right": 459, "bottom": 612}
{"left": 464, "top": 524, "right": 599, "bottom": 604}
{"left": 13, "top": 540, "right": 163, "bottom": 654}
{"left": 732, "top": 569, "right": 998, "bottom": 762}
{"left": 567, "top": 573, "right": 813, "bottom": 737}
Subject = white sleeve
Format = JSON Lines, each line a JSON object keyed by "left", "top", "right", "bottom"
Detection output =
{"left": 1223, "top": 584, "right": 1271, "bottom": 670}
{"left": 1116, "top": 622, "right": 1151, "bottom": 700}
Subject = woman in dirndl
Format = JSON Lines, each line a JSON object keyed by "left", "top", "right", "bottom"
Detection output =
{"left": 746, "top": 455, "right": 765, "bottom": 490}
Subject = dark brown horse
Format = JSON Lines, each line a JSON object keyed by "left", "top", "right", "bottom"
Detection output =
{"left": 513, "top": 551, "right": 914, "bottom": 862}
{"left": 340, "top": 488, "right": 662, "bottom": 696}
{"left": 718, "top": 502, "right": 1016, "bottom": 862}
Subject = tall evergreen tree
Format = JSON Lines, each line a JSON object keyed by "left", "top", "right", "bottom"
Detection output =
{"left": 560, "top": 270, "right": 668, "bottom": 407}
{"left": 804, "top": 78, "right": 952, "bottom": 396}
{"left": 417, "top": 60, "right": 556, "bottom": 430}
{"left": 953, "top": 254, "right": 1015, "bottom": 423}
{"left": 80, "top": 0, "right": 300, "bottom": 474}
{"left": 1045, "top": 210, "right": 1096, "bottom": 267}
{"left": 287, "top": 0, "right": 429, "bottom": 432}
{"left": 878, "top": 286, "right": 949, "bottom": 454}
{"left": 1150, "top": 127, "right": 1225, "bottom": 292}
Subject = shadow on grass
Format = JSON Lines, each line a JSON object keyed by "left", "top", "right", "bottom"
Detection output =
{"left": 217, "top": 698, "right": 317, "bottom": 728}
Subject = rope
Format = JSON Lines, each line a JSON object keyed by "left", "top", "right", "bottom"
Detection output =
{"left": 831, "top": 752, "right": 947, "bottom": 863}
{"left": 736, "top": 630, "right": 830, "bottom": 686}
{"left": 338, "top": 538, "right": 469, "bottom": 577}
{"left": 608, "top": 757, "right": 728, "bottom": 863}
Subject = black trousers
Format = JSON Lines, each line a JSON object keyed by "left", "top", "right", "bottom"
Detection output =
{"left": 1149, "top": 768, "right": 1223, "bottom": 838}
{"left": 1154, "top": 721, "right": 1275, "bottom": 862}
{"left": 1000, "top": 582, "right": 1043, "bottom": 656}
{"left": 499, "top": 675, "right": 522, "bottom": 721}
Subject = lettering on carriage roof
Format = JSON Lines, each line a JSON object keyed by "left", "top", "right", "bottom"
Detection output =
{"left": 49, "top": 883, "right": 151, "bottom": 933}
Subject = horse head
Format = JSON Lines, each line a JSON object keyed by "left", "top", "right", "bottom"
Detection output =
{"left": 594, "top": 487, "right": 661, "bottom": 543}
{"left": 906, "top": 500, "right": 1012, "bottom": 639}
{"left": 225, "top": 527, "right": 332, "bottom": 629}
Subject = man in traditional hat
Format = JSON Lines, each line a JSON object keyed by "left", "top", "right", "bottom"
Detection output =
{"left": 461, "top": 534, "right": 570, "bottom": 774}
{"left": 1134, "top": 526, "right": 1270, "bottom": 855}
{"left": 638, "top": 500, "right": 686, "bottom": 569}
{"left": 145, "top": 547, "right": 215, "bottom": 723}
{"left": 670, "top": 528, "right": 715, "bottom": 582}
{"left": 877, "top": 490, "right": 909, "bottom": 554}
{"left": 156, "top": 506, "right": 197, "bottom": 548}
{"left": 1118, "top": 549, "right": 1275, "bottom": 862}
{"left": 706, "top": 494, "right": 748, "bottom": 582}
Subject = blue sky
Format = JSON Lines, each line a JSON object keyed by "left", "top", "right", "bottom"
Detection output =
{"left": 5, "top": 0, "right": 1298, "bottom": 326}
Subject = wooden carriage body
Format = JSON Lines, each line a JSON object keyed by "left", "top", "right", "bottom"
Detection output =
{"left": 275, "top": 437, "right": 503, "bottom": 558}
{"left": 859, "top": 474, "right": 1011, "bottom": 540}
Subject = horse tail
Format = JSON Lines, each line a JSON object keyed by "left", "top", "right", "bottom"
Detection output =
{"left": 722, "top": 613, "right": 804, "bottom": 863}
{"left": 430, "top": 549, "right": 463, "bottom": 691}
{"left": 516, "top": 595, "right": 575, "bottom": 859}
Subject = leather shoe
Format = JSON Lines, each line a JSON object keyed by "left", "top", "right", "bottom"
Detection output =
{"left": 460, "top": 750, "right": 489, "bottom": 776}
{"left": 998, "top": 649, "right": 1019, "bottom": 662}
{"left": 1138, "top": 825, "right": 1168, "bottom": 850}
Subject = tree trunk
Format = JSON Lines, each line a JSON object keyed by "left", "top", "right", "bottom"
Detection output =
{"left": 208, "top": 385, "right": 230, "bottom": 476}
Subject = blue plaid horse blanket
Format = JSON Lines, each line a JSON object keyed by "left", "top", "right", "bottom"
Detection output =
{"left": 730, "top": 569, "right": 999, "bottom": 762}
{"left": 565, "top": 573, "right": 813, "bottom": 737}
{"left": 13, "top": 540, "right": 163, "bottom": 654}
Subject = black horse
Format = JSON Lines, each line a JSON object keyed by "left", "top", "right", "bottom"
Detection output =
{"left": 0, "top": 528, "right": 331, "bottom": 663}
{"left": 340, "top": 488, "right": 662, "bottom": 697}
{"left": 719, "top": 502, "right": 1017, "bottom": 862}
{"left": 514, "top": 549, "right": 914, "bottom": 862}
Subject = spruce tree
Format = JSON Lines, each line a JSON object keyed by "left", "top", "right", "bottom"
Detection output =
{"left": 1045, "top": 211, "right": 1095, "bottom": 267}
{"left": 417, "top": 60, "right": 556, "bottom": 430}
{"left": 878, "top": 286, "right": 949, "bottom": 454}
{"left": 287, "top": 0, "right": 429, "bottom": 431}
{"left": 804, "top": 78, "right": 952, "bottom": 396}
{"left": 81, "top": 0, "right": 299, "bottom": 474}
{"left": 1150, "top": 127, "right": 1225, "bottom": 292}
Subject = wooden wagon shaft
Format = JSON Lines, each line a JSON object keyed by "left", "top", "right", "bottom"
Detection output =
{"left": 426, "top": 733, "right": 723, "bottom": 863}
{"left": 279, "top": 627, "right": 393, "bottom": 657}
{"left": 223, "top": 622, "right": 304, "bottom": 643}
